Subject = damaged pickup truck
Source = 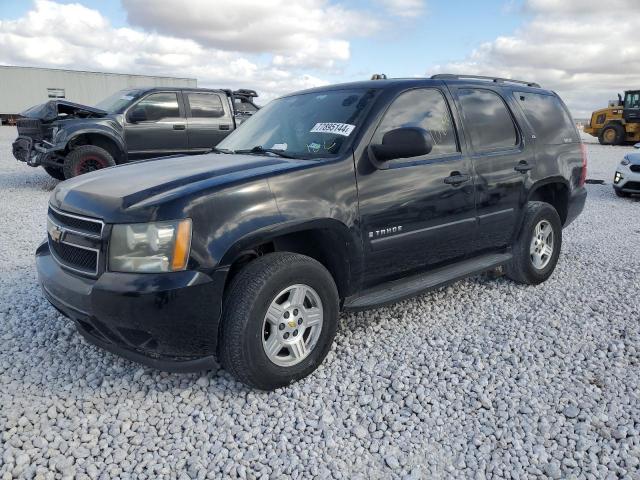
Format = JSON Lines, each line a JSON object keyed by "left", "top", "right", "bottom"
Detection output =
{"left": 12, "top": 87, "right": 259, "bottom": 180}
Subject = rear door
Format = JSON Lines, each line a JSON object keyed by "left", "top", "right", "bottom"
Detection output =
{"left": 356, "top": 87, "right": 477, "bottom": 286}
{"left": 449, "top": 86, "right": 532, "bottom": 251}
{"left": 124, "top": 91, "right": 188, "bottom": 159}
{"left": 185, "top": 91, "right": 234, "bottom": 152}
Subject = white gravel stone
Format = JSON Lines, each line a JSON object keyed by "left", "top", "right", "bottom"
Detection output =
{"left": 1, "top": 126, "right": 639, "bottom": 478}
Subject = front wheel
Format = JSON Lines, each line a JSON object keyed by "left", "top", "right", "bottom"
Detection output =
{"left": 614, "top": 188, "right": 629, "bottom": 198}
{"left": 63, "top": 145, "right": 116, "bottom": 179}
{"left": 219, "top": 253, "right": 339, "bottom": 390}
{"left": 598, "top": 124, "right": 624, "bottom": 145}
{"left": 506, "top": 201, "right": 562, "bottom": 285}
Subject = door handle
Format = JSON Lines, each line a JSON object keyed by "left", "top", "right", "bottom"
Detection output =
{"left": 514, "top": 161, "right": 533, "bottom": 173}
{"left": 172, "top": 124, "right": 186, "bottom": 130}
{"left": 219, "top": 124, "right": 230, "bottom": 130}
{"left": 444, "top": 172, "right": 471, "bottom": 186}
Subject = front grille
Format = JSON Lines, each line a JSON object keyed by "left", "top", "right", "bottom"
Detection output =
{"left": 630, "top": 165, "right": 640, "bottom": 173}
{"left": 623, "top": 181, "right": 640, "bottom": 191}
{"left": 47, "top": 207, "right": 104, "bottom": 276}
{"left": 48, "top": 207, "right": 103, "bottom": 237}
{"left": 49, "top": 240, "right": 98, "bottom": 272}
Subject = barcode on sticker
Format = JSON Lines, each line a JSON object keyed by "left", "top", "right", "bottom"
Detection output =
{"left": 310, "top": 123, "right": 355, "bottom": 137}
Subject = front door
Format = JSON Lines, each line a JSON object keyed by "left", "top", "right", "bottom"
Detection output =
{"left": 356, "top": 87, "right": 477, "bottom": 287}
{"left": 125, "top": 91, "right": 189, "bottom": 159}
{"left": 449, "top": 86, "right": 531, "bottom": 251}
{"left": 185, "top": 91, "right": 235, "bottom": 151}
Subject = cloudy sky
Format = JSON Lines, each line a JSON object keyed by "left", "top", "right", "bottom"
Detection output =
{"left": 1, "top": 0, "right": 639, "bottom": 117}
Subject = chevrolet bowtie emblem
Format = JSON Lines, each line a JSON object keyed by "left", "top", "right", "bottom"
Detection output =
{"left": 288, "top": 320, "right": 297, "bottom": 328}
{"left": 50, "top": 225, "right": 64, "bottom": 242}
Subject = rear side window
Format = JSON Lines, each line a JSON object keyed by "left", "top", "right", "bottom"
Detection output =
{"left": 187, "top": 93, "right": 225, "bottom": 118}
{"left": 373, "top": 88, "right": 458, "bottom": 156}
{"left": 458, "top": 89, "right": 518, "bottom": 152}
{"left": 135, "top": 92, "right": 180, "bottom": 121}
{"left": 235, "top": 98, "right": 257, "bottom": 112}
{"left": 516, "top": 92, "right": 579, "bottom": 144}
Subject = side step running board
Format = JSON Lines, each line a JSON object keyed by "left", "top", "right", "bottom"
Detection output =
{"left": 343, "top": 252, "right": 512, "bottom": 311}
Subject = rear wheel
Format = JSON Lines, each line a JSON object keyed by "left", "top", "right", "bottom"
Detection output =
{"left": 506, "top": 201, "right": 562, "bottom": 285}
{"left": 598, "top": 124, "right": 625, "bottom": 145}
{"left": 63, "top": 145, "right": 115, "bottom": 179}
{"left": 219, "top": 253, "right": 339, "bottom": 390}
{"left": 43, "top": 166, "right": 65, "bottom": 181}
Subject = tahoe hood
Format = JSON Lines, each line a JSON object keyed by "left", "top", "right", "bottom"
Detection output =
{"left": 50, "top": 153, "right": 315, "bottom": 222}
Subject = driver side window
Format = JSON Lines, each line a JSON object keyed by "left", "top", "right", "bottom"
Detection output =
{"left": 373, "top": 88, "right": 459, "bottom": 156}
{"left": 132, "top": 92, "right": 180, "bottom": 122}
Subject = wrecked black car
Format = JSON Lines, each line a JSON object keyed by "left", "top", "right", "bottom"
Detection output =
{"left": 12, "top": 87, "right": 259, "bottom": 180}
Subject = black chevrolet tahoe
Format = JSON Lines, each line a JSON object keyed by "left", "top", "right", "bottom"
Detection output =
{"left": 36, "top": 74, "right": 587, "bottom": 390}
{"left": 12, "top": 87, "right": 259, "bottom": 180}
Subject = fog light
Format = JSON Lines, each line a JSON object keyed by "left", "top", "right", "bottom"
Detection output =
{"left": 614, "top": 172, "right": 622, "bottom": 184}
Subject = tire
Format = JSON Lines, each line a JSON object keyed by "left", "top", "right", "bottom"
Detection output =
{"left": 598, "top": 124, "right": 625, "bottom": 145}
{"left": 219, "top": 252, "right": 339, "bottom": 390}
{"left": 506, "top": 201, "right": 562, "bottom": 285}
{"left": 63, "top": 145, "right": 116, "bottom": 179}
{"left": 614, "top": 188, "right": 629, "bottom": 198}
{"left": 43, "top": 166, "right": 66, "bottom": 181}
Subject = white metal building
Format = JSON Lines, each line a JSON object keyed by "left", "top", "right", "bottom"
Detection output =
{"left": 0, "top": 65, "right": 197, "bottom": 121}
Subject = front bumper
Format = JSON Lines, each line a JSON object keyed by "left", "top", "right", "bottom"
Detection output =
{"left": 12, "top": 136, "right": 63, "bottom": 167}
{"left": 613, "top": 167, "right": 640, "bottom": 193}
{"left": 36, "top": 240, "right": 227, "bottom": 372}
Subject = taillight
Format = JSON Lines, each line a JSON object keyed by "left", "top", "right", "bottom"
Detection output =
{"left": 579, "top": 143, "right": 588, "bottom": 187}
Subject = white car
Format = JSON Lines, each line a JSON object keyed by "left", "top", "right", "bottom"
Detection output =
{"left": 614, "top": 143, "right": 640, "bottom": 197}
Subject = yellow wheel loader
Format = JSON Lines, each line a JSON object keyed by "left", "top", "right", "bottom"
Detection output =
{"left": 584, "top": 90, "right": 640, "bottom": 145}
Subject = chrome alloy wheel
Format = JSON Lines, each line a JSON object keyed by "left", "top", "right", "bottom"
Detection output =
{"left": 530, "top": 220, "right": 554, "bottom": 270}
{"left": 261, "top": 284, "right": 324, "bottom": 367}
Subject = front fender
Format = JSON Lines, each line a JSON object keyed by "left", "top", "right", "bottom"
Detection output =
{"left": 55, "top": 120, "right": 126, "bottom": 155}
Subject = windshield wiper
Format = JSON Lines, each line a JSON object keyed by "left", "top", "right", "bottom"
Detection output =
{"left": 209, "top": 147, "right": 234, "bottom": 154}
{"left": 233, "top": 145, "right": 300, "bottom": 159}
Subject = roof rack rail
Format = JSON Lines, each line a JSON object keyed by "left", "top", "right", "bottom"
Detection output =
{"left": 430, "top": 74, "right": 541, "bottom": 88}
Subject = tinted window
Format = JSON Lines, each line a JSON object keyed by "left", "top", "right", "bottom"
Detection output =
{"left": 516, "top": 92, "right": 579, "bottom": 144}
{"left": 187, "top": 93, "right": 225, "bottom": 118}
{"left": 625, "top": 92, "right": 640, "bottom": 109}
{"left": 373, "top": 88, "right": 458, "bottom": 156}
{"left": 458, "top": 89, "right": 518, "bottom": 152}
{"left": 135, "top": 93, "right": 180, "bottom": 121}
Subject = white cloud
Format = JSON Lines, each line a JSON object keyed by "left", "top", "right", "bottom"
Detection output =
{"left": 121, "top": 0, "right": 379, "bottom": 69}
{"left": 376, "top": 0, "right": 426, "bottom": 18}
{"left": 428, "top": 0, "right": 640, "bottom": 117}
{"left": 0, "top": 0, "right": 330, "bottom": 100}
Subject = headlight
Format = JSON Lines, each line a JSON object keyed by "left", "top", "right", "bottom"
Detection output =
{"left": 621, "top": 157, "right": 630, "bottom": 166}
{"left": 109, "top": 219, "right": 192, "bottom": 273}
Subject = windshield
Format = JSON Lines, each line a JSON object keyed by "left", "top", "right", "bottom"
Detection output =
{"left": 94, "top": 89, "right": 142, "bottom": 113}
{"left": 218, "top": 88, "right": 379, "bottom": 158}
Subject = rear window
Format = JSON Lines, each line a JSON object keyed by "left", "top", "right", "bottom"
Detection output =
{"left": 187, "top": 93, "right": 225, "bottom": 118}
{"left": 516, "top": 92, "right": 579, "bottom": 144}
{"left": 458, "top": 88, "right": 518, "bottom": 152}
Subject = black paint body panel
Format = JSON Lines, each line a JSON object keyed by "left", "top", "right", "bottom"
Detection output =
{"left": 36, "top": 77, "right": 587, "bottom": 370}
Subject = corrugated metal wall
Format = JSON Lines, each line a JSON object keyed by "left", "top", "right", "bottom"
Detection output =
{"left": 0, "top": 66, "right": 197, "bottom": 115}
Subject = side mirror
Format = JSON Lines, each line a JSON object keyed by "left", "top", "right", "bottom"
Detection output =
{"left": 368, "top": 127, "right": 433, "bottom": 168}
{"left": 634, "top": 142, "right": 640, "bottom": 149}
{"left": 127, "top": 107, "right": 147, "bottom": 123}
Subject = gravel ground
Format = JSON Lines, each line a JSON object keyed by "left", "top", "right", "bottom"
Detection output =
{"left": 1, "top": 125, "right": 639, "bottom": 479}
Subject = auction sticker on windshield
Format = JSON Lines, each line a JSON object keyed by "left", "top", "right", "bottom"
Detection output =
{"left": 310, "top": 123, "right": 356, "bottom": 137}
